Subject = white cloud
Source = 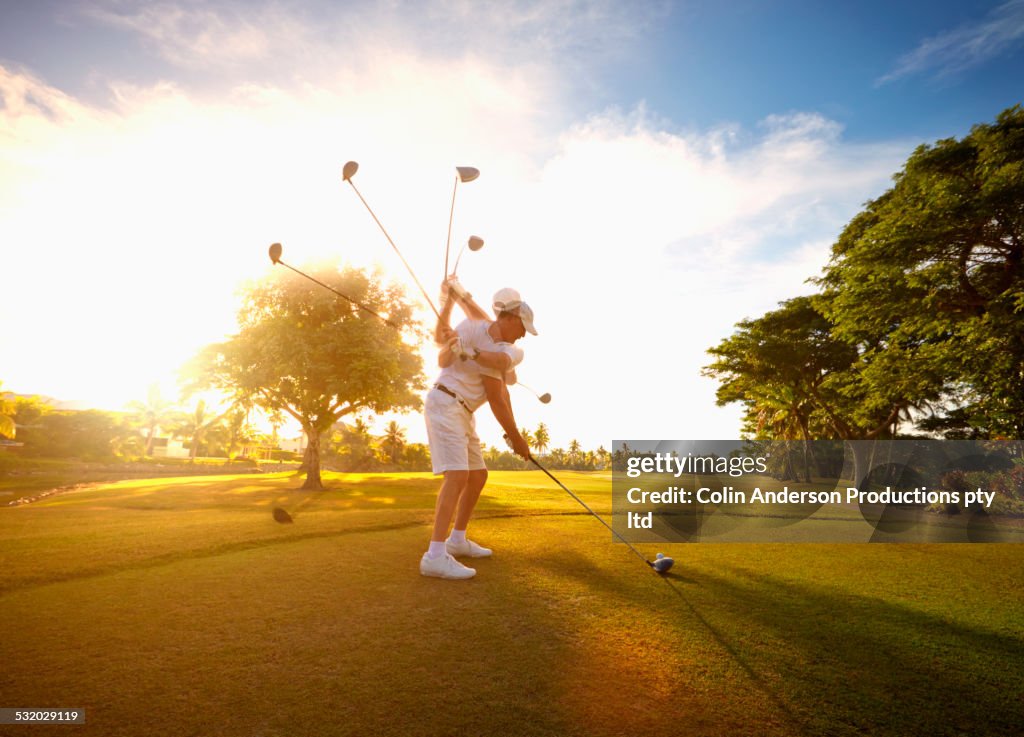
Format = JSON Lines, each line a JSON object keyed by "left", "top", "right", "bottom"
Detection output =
{"left": 78, "top": 0, "right": 667, "bottom": 81}
{"left": 878, "top": 0, "right": 1024, "bottom": 84}
{"left": 80, "top": 2, "right": 294, "bottom": 68}
{"left": 458, "top": 108, "right": 910, "bottom": 448}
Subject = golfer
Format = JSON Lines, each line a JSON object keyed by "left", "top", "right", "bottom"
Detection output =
{"left": 420, "top": 278, "right": 536, "bottom": 579}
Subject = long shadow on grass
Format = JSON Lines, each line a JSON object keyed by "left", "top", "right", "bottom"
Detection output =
{"left": 687, "top": 567, "right": 1024, "bottom": 737}
{"left": 0, "top": 510, "right": 600, "bottom": 595}
{"left": 516, "top": 546, "right": 806, "bottom": 734}
{"left": 512, "top": 548, "right": 1024, "bottom": 736}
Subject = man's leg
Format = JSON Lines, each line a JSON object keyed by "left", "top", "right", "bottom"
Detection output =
{"left": 420, "top": 469, "right": 476, "bottom": 579}
{"left": 453, "top": 468, "right": 488, "bottom": 531}
{"left": 447, "top": 468, "right": 492, "bottom": 557}
{"left": 431, "top": 470, "right": 469, "bottom": 543}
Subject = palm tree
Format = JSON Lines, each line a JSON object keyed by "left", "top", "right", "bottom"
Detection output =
{"left": 381, "top": 421, "right": 406, "bottom": 465}
{"left": 176, "top": 399, "right": 238, "bottom": 461}
{"left": 568, "top": 439, "right": 583, "bottom": 469}
{"left": 224, "top": 405, "right": 256, "bottom": 459}
{"left": 534, "top": 423, "right": 550, "bottom": 457}
{"left": 126, "top": 385, "right": 177, "bottom": 456}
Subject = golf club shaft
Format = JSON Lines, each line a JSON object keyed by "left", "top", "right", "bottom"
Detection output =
{"left": 444, "top": 175, "right": 458, "bottom": 277}
{"left": 452, "top": 241, "right": 467, "bottom": 275}
{"left": 277, "top": 259, "right": 402, "bottom": 330}
{"left": 516, "top": 382, "right": 548, "bottom": 402}
{"left": 344, "top": 179, "right": 442, "bottom": 320}
{"left": 529, "top": 457, "right": 654, "bottom": 568}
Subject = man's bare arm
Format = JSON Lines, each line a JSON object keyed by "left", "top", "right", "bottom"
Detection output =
{"left": 483, "top": 375, "right": 529, "bottom": 458}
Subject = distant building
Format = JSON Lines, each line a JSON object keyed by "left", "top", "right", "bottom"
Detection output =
{"left": 280, "top": 434, "right": 307, "bottom": 454}
{"left": 149, "top": 436, "right": 190, "bottom": 459}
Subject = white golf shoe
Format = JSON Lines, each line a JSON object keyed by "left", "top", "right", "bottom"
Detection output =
{"left": 420, "top": 552, "right": 476, "bottom": 580}
{"left": 445, "top": 538, "right": 493, "bottom": 558}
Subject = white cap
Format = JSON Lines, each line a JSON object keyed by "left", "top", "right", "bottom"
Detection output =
{"left": 492, "top": 287, "right": 537, "bottom": 335}
{"left": 517, "top": 302, "right": 538, "bottom": 335}
{"left": 492, "top": 288, "right": 522, "bottom": 313}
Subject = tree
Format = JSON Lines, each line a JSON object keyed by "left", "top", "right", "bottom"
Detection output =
{"left": 1, "top": 382, "right": 18, "bottom": 439}
{"left": 381, "top": 421, "right": 406, "bottom": 465}
{"left": 817, "top": 105, "right": 1024, "bottom": 438}
{"left": 173, "top": 399, "right": 233, "bottom": 461}
{"left": 705, "top": 107, "right": 1024, "bottom": 483}
{"left": 568, "top": 439, "right": 583, "bottom": 468}
{"left": 126, "top": 385, "right": 178, "bottom": 456}
{"left": 704, "top": 297, "right": 863, "bottom": 480}
{"left": 401, "top": 442, "right": 431, "bottom": 471}
{"left": 534, "top": 423, "right": 550, "bottom": 457}
{"left": 220, "top": 405, "right": 257, "bottom": 458}
{"left": 21, "top": 410, "right": 122, "bottom": 459}
{"left": 187, "top": 264, "right": 423, "bottom": 489}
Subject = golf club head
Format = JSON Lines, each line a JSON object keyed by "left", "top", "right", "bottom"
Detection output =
{"left": 468, "top": 235, "right": 484, "bottom": 251}
{"left": 456, "top": 166, "right": 480, "bottom": 183}
{"left": 652, "top": 553, "right": 674, "bottom": 573}
{"left": 539, "top": 393, "right": 552, "bottom": 404}
{"left": 268, "top": 242, "right": 283, "bottom": 264}
{"left": 342, "top": 160, "right": 359, "bottom": 181}
{"left": 272, "top": 507, "right": 294, "bottom": 524}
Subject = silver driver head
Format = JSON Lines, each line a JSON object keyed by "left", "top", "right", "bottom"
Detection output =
{"left": 269, "top": 242, "right": 283, "bottom": 264}
{"left": 342, "top": 161, "right": 359, "bottom": 181}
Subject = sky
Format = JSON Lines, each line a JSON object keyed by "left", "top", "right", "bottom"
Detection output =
{"left": 1, "top": 0, "right": 1023, "bottom": 451}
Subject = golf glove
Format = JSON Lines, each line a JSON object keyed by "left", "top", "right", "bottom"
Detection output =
{"left": 445, "top": 275, "right": 471, "bottom": 301}
{"left": 448, "top": 335, "right": 471, "bottom": 361}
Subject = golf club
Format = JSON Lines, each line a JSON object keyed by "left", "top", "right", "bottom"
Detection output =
{"left": 507, "top": 438, "right": 674, "bottom": 574}
{"left": 444, "top": 166, "right": 480, "bottom": 278}
{"left": 341, "top": 161, "right": 442, "bottom": 320}
{"left": 516, "top": 381, "right": 551, "bottom": 404}
{"left": 267, "top": 243, "right": 403, "bottom": 330}
{"left": 272, "top": 490, "right": 325, "bottom": 524}
{"left": 450, "top": 235, "right": 484, "bottom": 276}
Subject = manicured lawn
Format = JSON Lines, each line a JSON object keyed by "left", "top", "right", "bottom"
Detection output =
{"left": 1, "top": 471, "right": 1022, "bottom": 736}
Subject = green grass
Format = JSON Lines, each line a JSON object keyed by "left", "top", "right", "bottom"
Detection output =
{"left": 1, "top": 471, "right": 1022, "bottom": 736}
{"left": 0, "top": 456, "right": 278, "bottom": 502}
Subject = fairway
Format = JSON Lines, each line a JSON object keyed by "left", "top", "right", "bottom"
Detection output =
{"left": 2, "top": 471, "right": 1023, "bottom": 736}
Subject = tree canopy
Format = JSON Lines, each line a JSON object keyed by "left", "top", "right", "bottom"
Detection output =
{"left": 186, "top": 263, "right": 425, "bottom": 488}
{"left": 707, "top": 105, "right": 1024, "bottom": 444}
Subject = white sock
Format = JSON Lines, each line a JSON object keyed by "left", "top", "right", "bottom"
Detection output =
{"left": 427, "top": 541, "right": 447, "bottom": 559}
{"left": 448, "top": 529, "right": 467, "bottom": 544}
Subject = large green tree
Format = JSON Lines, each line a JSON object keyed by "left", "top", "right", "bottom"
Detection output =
{"left": 818, "top": 105, "right": 1024, "bottom": 437}
{"left": 187, "top": 264, "right": 423, "bottom": 489}
{"left": 705, "top": 296, "right": 930, "bottom": 482}
{"left": 704, "top": 297, "right": 860, "bottom": 443}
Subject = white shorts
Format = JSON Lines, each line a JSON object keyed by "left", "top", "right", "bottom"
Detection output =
{"left": 425, "top": 387, "right": 485, "bottom": 475}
